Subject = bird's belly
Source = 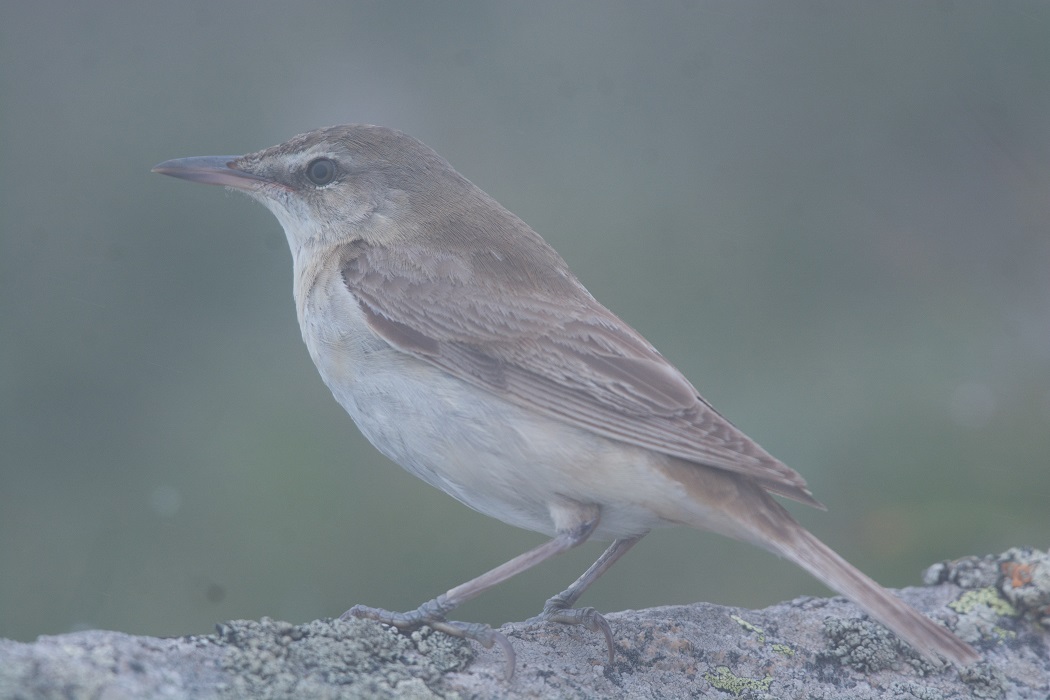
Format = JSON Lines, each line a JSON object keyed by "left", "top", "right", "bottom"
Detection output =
{"left": 298, "top": 285, "right": 676, "bottom": 539}
{"left": 345, "top": 363, "right": 678, "bottom": 538}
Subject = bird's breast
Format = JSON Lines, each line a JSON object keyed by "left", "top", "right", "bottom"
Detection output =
{"left": 289, "top": 251, "right": 677, "bottom": 540}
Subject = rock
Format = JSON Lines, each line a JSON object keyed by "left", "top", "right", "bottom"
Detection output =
{"left": 2, "top": 548, "right": 1048, "bottom": 699}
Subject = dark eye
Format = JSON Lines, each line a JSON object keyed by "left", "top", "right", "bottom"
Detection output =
{"left": 305, "top": 158, "right": 337, "bottom": 186}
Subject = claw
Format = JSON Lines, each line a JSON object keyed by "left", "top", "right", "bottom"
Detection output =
{"left": 582, "top": 609, "right": 615, "bottom": 666}
{"left": 342, "top": 603, "right": 517, "bottom": 679}
{"left": 427, "top": 619, "right": 517, "bottom": 679}
{"left": 532, "top": 601, "right": 616, "bottom": 666}
{"left": 466, "top": 625, "right": 517, "bottom": 680}
{"left": 341, "top": 603, "right": 435, "bottom": 630}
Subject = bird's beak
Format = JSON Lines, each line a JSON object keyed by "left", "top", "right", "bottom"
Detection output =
{"left": 152, "top": 156, "right": 273, "bottom": 191}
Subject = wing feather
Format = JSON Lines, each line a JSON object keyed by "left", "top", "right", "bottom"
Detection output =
{"left": 341, "top": 238, "right": 821, "bottom": 507}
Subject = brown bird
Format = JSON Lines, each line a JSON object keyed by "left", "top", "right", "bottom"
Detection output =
{"left": 154, "top": 125, "right": 979, "bottom": 677}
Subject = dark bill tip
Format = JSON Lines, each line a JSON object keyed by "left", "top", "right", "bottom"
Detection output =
{"left": 151, "top": 155, "right": 272, "bottom": 190}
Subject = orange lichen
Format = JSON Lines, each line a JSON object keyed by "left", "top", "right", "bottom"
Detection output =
{"left": 1001, "top": 561, "right": 1034, "bottom": 589}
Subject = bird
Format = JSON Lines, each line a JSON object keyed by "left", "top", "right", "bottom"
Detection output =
{"left": 153, "top": 124, "right": 979, "bottom": 677}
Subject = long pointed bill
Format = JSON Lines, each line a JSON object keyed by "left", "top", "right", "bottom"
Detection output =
{"left": 152, "top": 156, "right": 272, "bottom": 191}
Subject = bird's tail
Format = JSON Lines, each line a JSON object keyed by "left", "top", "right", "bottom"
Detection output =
{"left": 662, "top": 460, "right": 979, "bottom": 666}
{"left": 770, "top": 517, "right": 979, "bottom": 666}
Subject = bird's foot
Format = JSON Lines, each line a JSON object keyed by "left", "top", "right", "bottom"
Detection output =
{"left": 342, "top": 599, "right": 517, "bottom": 679}
{"left": 524, "top": 594, "right": 615, "bottom": 665}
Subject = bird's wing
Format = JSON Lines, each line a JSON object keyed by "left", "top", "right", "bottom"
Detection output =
{"left": 339, "top": 239, "right": 821, "bottom": 507}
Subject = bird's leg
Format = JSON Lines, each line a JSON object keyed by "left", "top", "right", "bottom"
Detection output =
{"left": 525, "top": 534, "right": 645, "bottom": 665}
{"left": 343, "top": 516, "right": 599, "bottom": 679}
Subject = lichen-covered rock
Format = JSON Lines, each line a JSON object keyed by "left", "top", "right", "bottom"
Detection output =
{"left": 2, "top": 548, "right": 1048, "bottom": 699}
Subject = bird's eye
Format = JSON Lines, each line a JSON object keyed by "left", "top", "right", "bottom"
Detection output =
{"left": 305, "top": 158, "right": 337, "bottom": 186}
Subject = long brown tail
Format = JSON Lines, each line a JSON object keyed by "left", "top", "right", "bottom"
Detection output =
{"left": 770, "top": 517, "right": 979, "bottom": 665}
{"left": 664, "top": 460, "right": 980, "bottom": 666}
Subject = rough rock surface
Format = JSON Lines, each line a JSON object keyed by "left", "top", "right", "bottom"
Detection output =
{"left": 2, "top": 548, "right": 1047, "bottom": 699}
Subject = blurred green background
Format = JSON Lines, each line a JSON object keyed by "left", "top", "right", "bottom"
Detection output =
{"left": 2, "top": 2, "right": 1048, "bottom": 644}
